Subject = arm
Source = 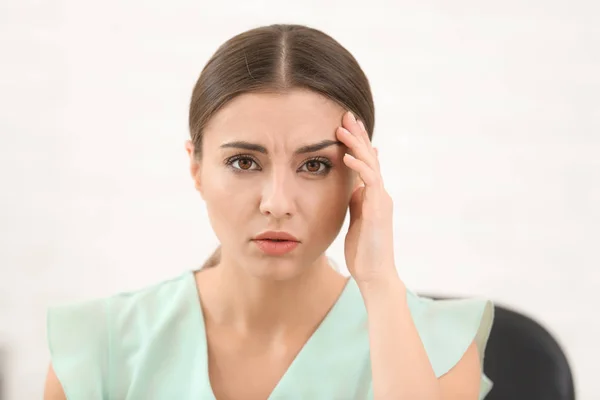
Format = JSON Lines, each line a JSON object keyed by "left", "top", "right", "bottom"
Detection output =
{"left": 337, "top": 111, "right": 485, "bottom": 399}
{"left": 359, "top": 274, "right": 482, "bottom": 400}
{"left": 43, "top": 364, "right": 67, "bottom": 400}
{"left": 439, "top": 341, "right": 482, "bottom": 399}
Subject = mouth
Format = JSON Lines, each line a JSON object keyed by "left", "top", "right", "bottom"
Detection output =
{"left": 252, "top": 231, "right": 300, "bottom": 255}
{"left": 253, "top": 231, "right": 300, "bottom": 242}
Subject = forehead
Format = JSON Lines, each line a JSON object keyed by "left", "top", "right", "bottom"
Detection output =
{"left": 203, "top": 89, "right": 346, "bottom": 149}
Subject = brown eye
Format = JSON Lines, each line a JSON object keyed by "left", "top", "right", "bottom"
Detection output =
{"left": 237, "top": 158, "right": 253, "bottom": 170}
{"left": 305, "top": 160, "right": 321, "bottom": 172}
{"left": 299, "top": 158, "right": 332, "bottom": 175}
{"left": 227, "top": 155, "right": 260, "bottom": 171}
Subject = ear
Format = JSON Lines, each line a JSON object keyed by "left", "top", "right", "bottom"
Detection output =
{"left": 185, "top": 140, "right": 203, "bottom": 197}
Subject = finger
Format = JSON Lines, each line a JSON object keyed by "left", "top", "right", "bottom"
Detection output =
{"left": 342, "top": 111, "right": 377, "bottom": 165}
{"left": 348, "top": 185, "right": 364, "bottom": 223}
{"left": 337, "top": 127, "right": 379, "bottom": 172}
{"left": 356, "top": 119, "right": 374, "bottom": 153}
{"left": 343, "top": 153, "right": 381, "bottom": 188}
{"left": 343, "top": 111, "right": 370, "bottom": 147}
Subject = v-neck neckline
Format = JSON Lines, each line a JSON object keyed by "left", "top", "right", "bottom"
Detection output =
{"left": 186, "top": 270, "right": 358, "bottom": 400}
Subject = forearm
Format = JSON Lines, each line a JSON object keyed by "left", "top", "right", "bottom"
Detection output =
{"left": 358, "top": 271, "right": 442, "bottom": 400}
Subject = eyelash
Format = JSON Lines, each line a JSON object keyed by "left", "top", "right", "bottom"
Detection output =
{"left": 225, "top": 154, "right": 333, "bottom": 176}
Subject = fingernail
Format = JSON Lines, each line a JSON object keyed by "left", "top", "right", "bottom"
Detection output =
{"left": 348, "top": 111, "right": 356, "bottom": 122}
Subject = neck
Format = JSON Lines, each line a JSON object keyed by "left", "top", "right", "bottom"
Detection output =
{"left": 194, "top": 255, "right": 348, "bottom": 337}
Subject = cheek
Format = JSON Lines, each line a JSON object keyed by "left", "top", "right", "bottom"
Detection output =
{"left": 201, "top": 169, "right": 257, "bottom": 237}
{"left": 202, "top": 164, "right": 258, "bottom": 203}
{"left": 303, "top": 176, "right": 353, "bottom": 236}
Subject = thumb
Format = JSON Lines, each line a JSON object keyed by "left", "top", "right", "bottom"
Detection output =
{"left": 348, "top": 185, "right": 365, "bottom": 225}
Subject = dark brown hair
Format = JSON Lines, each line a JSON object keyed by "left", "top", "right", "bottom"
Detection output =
{"left": 188, "top": 24, "right": 375, "bottom": 268}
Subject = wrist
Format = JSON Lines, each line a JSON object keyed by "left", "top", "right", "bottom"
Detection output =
{"left": 356, "top": 269, "right": 406, "bottom": 304}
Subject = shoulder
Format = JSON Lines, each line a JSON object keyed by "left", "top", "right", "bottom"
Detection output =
{"left": 45, "top": 270, "right": 195, "bottom": 399}
{"left": 47, "top": 270, "right": 193, "bottom": 338}
{"left": 108, "top": 270, "right": 195, "bottom": 322}
{"left": 405, "top": 289, "right": 495, "bottom": 398}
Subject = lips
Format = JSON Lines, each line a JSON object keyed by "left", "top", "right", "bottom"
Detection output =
{"left": 252, "top": 231, "right": 300, "bottom": 256}
{"left": 253, "top": 231, "right": 299, "bottom": 242}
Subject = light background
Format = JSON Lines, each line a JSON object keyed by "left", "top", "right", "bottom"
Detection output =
{"left": 1, "top": 1, "right": 598, "bottom": 398}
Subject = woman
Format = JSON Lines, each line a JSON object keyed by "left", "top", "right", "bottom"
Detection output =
{"left": 44, "top": 24, "right": 494, "bottom": 399}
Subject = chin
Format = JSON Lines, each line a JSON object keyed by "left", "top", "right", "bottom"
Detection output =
{"left": 240, "top": 252, "right": 314, "bottom": 281}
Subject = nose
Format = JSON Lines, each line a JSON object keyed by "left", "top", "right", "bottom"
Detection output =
{"left": 259, "top": 168, "right": 297, "bottom": 219}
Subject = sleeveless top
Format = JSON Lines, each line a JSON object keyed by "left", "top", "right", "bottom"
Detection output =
{"left": 46, "top": 269, "right": 494, "bottom": 399}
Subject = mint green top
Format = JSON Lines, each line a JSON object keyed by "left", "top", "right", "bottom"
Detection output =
{"left": 47, "top": 270, "right": 494, "bottom": 399}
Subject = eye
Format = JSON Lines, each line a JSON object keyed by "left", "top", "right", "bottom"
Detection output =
{"left": 298, "top": 157, "right": 333, "bottom": 175}
{"left": 226, "top": 155, "right": 261, "bottom": 171}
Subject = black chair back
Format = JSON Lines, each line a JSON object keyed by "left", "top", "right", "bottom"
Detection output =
{"left": 484, "top": 304, "right": 575, "bottom": 400}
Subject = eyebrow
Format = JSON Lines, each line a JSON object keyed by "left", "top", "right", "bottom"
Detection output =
{"left": 220, "top": 139, "right": 343, "bottom": 155}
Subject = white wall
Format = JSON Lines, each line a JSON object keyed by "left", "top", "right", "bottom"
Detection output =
{"left": 1, "top": 1, "right": 598, "bottom": 398}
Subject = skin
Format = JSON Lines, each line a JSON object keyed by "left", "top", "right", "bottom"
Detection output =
{"left": 44, "top": 88, "right": 483, "bottom": 399}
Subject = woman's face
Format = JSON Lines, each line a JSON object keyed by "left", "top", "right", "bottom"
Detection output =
{"left": 187, "top": 88, "right": 356, "bottom": 280}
